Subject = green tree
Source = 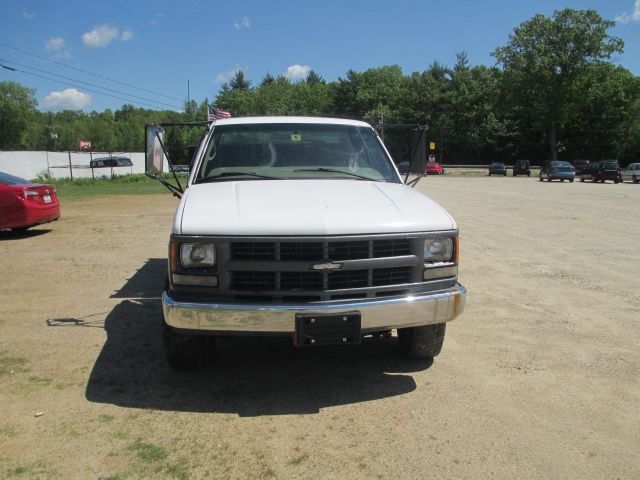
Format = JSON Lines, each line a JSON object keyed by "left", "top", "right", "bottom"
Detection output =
{"left": 229, "top": 70, "right": 251, "bottom": 91}
{"left": 0, "top": 81, "right": 37, "bottom": 149}
{"left": 493, "top": 8, "right": 624, "bottom": 160}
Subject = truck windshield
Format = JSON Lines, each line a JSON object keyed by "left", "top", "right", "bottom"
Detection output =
{"left": 195, "top": 123, "right": 399, "bottom": 183}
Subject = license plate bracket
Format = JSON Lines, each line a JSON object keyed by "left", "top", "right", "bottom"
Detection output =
{"left": 295, "top": 311, "right": 361, "bottom": 347}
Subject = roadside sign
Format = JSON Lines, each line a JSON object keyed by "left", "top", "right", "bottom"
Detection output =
{"left": 80, "top": 140, "right": 92, "bottom": 151}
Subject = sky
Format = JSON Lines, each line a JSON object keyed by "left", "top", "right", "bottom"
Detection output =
{"left": 1, "top": 0, "right": 639, "bottom": 113}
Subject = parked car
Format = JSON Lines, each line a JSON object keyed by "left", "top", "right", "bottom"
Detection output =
{"left": 89, "top": 156, "right": 133, "bottom": 168}
{"left": 425, "top": 162, "right": 443, "bottom": 175}
{"left": 621, "top": 162, "right": 640, "bottom": 184}
{"left": 0, "top": 172, "right": 60, "bottom": 231}
{"left": 512, "top": 159, "right": 530, "bottom": 177}
{"left": 488, "top": 162, "right": 507, "bottom": 176}
{"left": 572, "top": 159, "right": 590, "bottom": 175}
{"left": 539, "top": 161, "right": 576, "bottom": 182}
{"left": 170, "top": 164, "right": 190, "bottom": 174}
{"left": 580, "top": 160, "right": 622, "bottom": 183}
{"left": 397, "top": 161, "right": 411, "bottom": 175}
{"left": 155, "top": 117, "right": 466, "bottom": 369}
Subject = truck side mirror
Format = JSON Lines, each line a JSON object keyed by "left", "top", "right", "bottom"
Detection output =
{"left": 145, "top": 126, "right": 166, "bottom": 175}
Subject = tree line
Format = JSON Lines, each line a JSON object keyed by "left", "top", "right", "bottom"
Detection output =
{"left": 1, "top": 8, "right": 638, "bottom": 165}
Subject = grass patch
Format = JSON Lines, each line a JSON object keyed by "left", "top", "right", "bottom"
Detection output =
{"left": 38, "top": 174, "right": 187, "bottom": 199}
{"left": 287, "top": 452, "right": 309, "bottom": 466}
{"left": 112, "top": 430, "right": 130, "bottom": 441}
{"left": 25, "top": 376, "right": 52, "bottom": 389}
{"left": 97, "top": 414, "right": 114, "bottom": 423}
{"left": 163, "top": 460, "right": 191, "bottom": 479}
{"left": 0, "top": 424, "right": 18, "bottom": 438}
{"left": 0, "top": 352, "right": 28, "bottom": 378}
{"left": 127, "top": 442, "right": 168, "bottom": 463}
{"left": 6, "top": 461, "right": 54, "bottom": 478}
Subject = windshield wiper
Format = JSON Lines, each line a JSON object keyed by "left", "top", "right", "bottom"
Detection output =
{"left": 196, "top": 172, "right": 281, "bottom": 183}
{"left": 293, "top": 168, "right": 381, "bottom": 181}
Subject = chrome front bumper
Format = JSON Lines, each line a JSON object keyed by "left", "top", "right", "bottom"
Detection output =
{"left": 162, "top": 284, "right": 466, "bottom": 334}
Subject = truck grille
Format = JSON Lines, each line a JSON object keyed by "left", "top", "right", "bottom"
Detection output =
{"left": 223, "top": 237, "right": 420, "bottom": 301}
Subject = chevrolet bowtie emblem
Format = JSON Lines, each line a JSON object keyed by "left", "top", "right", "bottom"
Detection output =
{"left": 311, "top": 261, "right": 343, "bottom": 271}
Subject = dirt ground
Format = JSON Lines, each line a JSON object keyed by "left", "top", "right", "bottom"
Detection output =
{"left": 1, "top": 176, "right": 639, "bottom": 479}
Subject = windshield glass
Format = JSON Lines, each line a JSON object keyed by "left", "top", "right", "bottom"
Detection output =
{"left": 602, "top": 162, "right": 619, "bottom": 169}
{"left": 195, "top": 123, "right": 399, "bottom": 183}
{"left": 0, "top": 172, "right": 31, "bottom": 185}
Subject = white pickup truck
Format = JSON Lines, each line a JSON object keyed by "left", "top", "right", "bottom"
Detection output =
{"left": 159, "top": 117, "right": 466, "bottom": 369}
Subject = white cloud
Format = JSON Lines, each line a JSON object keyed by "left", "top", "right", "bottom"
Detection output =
{"left": 234, "top": 16, "right": 251, "bottom": 29}
{"left": 285, "top": 64, "right": 310, "bottom": 81}
{"left": 214, "top": 67, "right": 241, "bottom": 84}
{"left": 82, "top": 25, "right": 120, "bottom": 48}
{"left": 45, "top": 37, "right": 65, "bottom": 51}
{"left": 22, "top": 11, "right": 35, "bottom": 21}
{"left": 42, "top": 89, "right": 92, "bottom": 110}
{"left": 616, "top": 0, "right": 640, "bottom": 23}
{"left": 121, "top": 29, "right": 134, "bottom": 41}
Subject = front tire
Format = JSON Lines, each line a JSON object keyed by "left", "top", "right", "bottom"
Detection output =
{"left": 633, "top": 175, "right": 638, "bottom": 184}
{"left": 163, "top": 322, "right": 215, "bottom": 370}
{"left": 398, "top": 323, "right": 446, "bottom": 359}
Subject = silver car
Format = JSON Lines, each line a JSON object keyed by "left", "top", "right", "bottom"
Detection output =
{"left": 621, "top": 163, "right": 640, "bottom": 184}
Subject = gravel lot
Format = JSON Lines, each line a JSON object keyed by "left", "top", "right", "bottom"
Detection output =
{"left": 1, "top": 176, "right": 639, "bottom": 479}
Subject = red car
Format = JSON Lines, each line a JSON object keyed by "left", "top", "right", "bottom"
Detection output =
{"left": 425, "top": 162, "right": 443, "bottom": 175}
{"left": 0, "top": 172, "right": 60, "bottom": 231}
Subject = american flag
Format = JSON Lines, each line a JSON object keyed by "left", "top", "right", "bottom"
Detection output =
{"left": 208, "top": 105, "right": 232, "bottom": 121}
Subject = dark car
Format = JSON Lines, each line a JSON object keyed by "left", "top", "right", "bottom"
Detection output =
{"left": 89, "top": 156, "right": 133, "bottom": 168}
{"left": 512, "top": 159, "right": 530, "bottom": 177}
{"left": 572, "top": 159, "right": 590, "bottom": 176}
{"left": 580, "top": 160, "right": 621, "bottom": 183}
{"left": 0, "top": 172, "right": 61, "bottom": 231}
{"left": 397, "top": 161, "right": 411, "bottom": 175}
{"left": 539, "top": 161, "right": 575, "bottom": 182}
{"left": 488, "top": 163, "right": 507, "bottom": 176}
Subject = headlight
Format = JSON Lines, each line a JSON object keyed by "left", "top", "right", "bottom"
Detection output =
{"left": 424, "top": 238, "right": 453, "bottom": 263}
{"left": 180, "top": 243, "right": 216, "bottom": 268}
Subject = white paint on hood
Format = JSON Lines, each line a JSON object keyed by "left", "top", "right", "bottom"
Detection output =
{"left": 174, "top": 179, "right": 455, "bottom": 236}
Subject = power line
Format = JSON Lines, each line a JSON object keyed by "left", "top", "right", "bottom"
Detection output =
{"left": 0, "top": 42, "right": 182, "bottom": 102}
{"left": 1, "top": 64, "right": 181, "bottom": 111}
{"left": 0, "top": 58, "right": 183, "bottom": 110}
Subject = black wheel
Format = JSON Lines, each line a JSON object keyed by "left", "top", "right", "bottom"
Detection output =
{"left": 398, "top": 323, "right": 446, "bottom": 359}
{"left": 163, "top": 322, "right": 215, "bottom": 370}
{"left": 561, "top": 179, "right": 564, "bottom": 182}
{"left": 633, "top": 176, "right": 638, "bottom": 184}
{"left": 539, "top": 175, "right": 543, "bottom": 182}
{"left": 527, "top": 172, "right": 531, "bottom": 177}
{"left": 570, "top": 178, "right": 574, "bottom": 183}
{"left": 513, "top": 172, "right": 517, "bottom": 177}
{"left": 580, "top": 176, "right": 585, "bottom": 182}
{"left": 614, "top": 180, "right": 620, "bottom": 184}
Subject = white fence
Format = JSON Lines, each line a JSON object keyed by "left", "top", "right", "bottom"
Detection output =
{"left": 0, "top": 151, "right": 170, "bottom": 180}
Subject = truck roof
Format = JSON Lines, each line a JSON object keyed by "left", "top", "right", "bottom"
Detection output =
{"left": 210, "top": 116, "right": 372, "bottom": 128}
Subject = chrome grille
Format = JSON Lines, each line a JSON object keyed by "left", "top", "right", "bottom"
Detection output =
{"left": 223, "top": 237, "right": 421, "bottom": 301}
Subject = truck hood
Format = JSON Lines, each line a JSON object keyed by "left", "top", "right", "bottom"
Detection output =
{"left": 175, "top": 180, "right": 455, "bottom": 236}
